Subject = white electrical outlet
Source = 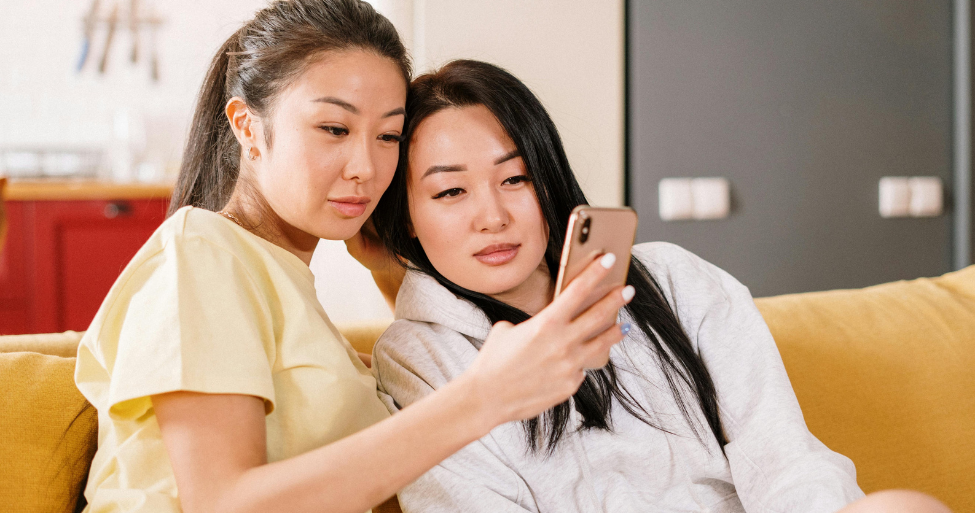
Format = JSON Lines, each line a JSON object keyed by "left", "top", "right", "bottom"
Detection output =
{"left": 659, "top": 177, "right": 731, "bottom": 221}
{"left": 879, "top": 176, "right": 943, "bottom": 218}
{"left": 908, "top": 177, "right": 943, "bottom": 217}
{"left": 879, "top": 177, "right": 911, "bottom": 218}
{"left": 658, "top": 178, "right": 694, "bottom": 221}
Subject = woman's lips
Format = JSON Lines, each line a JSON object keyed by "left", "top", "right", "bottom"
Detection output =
{"left": 474, "top": 243, "right": 521, "bottom": 266}
{"left": 328, "top": 197, "right": 370, "bottom": 217}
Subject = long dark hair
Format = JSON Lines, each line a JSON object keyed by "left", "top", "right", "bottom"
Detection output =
{"left": 169, "top": 0, "right": 411, "bottom": 216}
{"left": 373, "top": 60, "right": 727, "bottom": 453}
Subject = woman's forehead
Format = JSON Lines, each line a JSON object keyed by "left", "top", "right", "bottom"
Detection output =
{"left": 408, "top": 106, "right": 516, "bottom": 174}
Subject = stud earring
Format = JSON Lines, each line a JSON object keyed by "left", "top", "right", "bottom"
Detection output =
{"left": 247, "top": 147, "right": 260, "bottom": 161}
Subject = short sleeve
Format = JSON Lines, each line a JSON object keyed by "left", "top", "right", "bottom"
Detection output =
{"left": 92, "top": 235, "right": 277, "bottom": 420}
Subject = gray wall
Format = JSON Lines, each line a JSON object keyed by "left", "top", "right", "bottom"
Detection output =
{"left": 627, "top": 0, "right": 955, "bottom": 296}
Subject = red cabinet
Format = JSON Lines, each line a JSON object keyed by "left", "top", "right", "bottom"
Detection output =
{"left": 0, "top": 196, "right": 169, "bottom": 335}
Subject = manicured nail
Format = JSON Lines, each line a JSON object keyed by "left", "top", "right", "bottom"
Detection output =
{"left": 621, "top": 285, "right": 635, "bottom": 302}
{"left": 600, "top": 253, "right": 616, "bottom": 269}
{"left": 620, "top": 323, "right": 632, "bottom": 335}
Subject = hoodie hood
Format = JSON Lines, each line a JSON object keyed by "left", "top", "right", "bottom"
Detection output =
{"left": 394, "top": 269, "right": 494, "bottom": 341}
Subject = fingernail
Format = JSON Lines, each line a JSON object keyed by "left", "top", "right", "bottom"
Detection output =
{"left": 600, "top": 253, "right": 616, "bottom": 269}
{"left": 620, "top": 323, "right": 632, "bottom": 335}
{"left": 621, "top": 285, "right": 635, "bottom": 302}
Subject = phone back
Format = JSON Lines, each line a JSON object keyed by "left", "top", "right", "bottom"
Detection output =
{"left": 553, "top": 206, "right": 638, "bottom": 307}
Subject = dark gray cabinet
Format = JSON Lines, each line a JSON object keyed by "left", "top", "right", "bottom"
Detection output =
{"left": 627, "top": 0, "right": 960, "bottom": 296}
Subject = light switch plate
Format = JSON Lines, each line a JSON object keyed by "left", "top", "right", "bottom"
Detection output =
{"left": 691, "top": 177, "right": 731, "bottom": 220}
{"left": 879, "top": 177, "right": 911, "bottom": 218}
{"left": 658, "top": 178, "right": 694, "bottom": 221}
{"left": 907, "top": 177, "right": 943, "bottom": 217}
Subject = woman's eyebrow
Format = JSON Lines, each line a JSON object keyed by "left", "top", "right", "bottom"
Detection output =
{"left": 494, "top": 150, "right": 520, "bottom": 165}
{"left": 421, "top": 150, "right": 520, "bottom": 179}
{"left": 311, "top": 97, "right": 404, "bottom": 118}
{"left": 422, "top": 164, "right": 466, "bottom": 178}
{"left": 313, "top": 96, "right": 358, "bottom": 113}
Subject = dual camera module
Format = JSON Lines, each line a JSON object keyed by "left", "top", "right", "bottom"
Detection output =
{"left": 579, "top": 214, "right": 592, "bottom": 244}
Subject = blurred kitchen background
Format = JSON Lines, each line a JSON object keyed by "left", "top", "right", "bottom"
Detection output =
{"left": 1, "top": 0, "right": 972, "bottom": 335}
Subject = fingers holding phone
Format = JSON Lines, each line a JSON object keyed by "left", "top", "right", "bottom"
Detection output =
{"left": 553, "top": 207, "right": 638, "bottom": 319}
{"left": 472, "top": 256, "right": 635, "bottom": 424}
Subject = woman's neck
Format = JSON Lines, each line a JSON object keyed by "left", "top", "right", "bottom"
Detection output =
{"left": 488, "top": 261, "right": 556, "bottom": 316}
{"left": 221, "top": 193, "right": 319, "bottom": 266}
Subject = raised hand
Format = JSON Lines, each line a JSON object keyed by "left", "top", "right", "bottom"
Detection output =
{"left": 465, "top": 253, "right": 635, "bottom": 425}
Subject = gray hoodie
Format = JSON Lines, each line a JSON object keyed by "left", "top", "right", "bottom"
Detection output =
{"left": 373, "top": 242, "right": 864, "bottom": 513}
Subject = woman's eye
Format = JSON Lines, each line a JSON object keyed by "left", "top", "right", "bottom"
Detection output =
{"left": 379, "top": 133, "right": 403, "bottom": 143}
{"left": 503, "top": 175, "right": 531, "bottom": 186}
{"left": 432, "top": 188, "right": 464, "bottom": 199}
{"left": 321, "top": 126, "right": 349, "bottom": 136}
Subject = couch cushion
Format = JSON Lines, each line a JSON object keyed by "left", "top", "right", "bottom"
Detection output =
{"left": 336, "top": 320, "right": 394, "bottom": 354}
{"left": 0, "top": 352, "right": 97, "bottom": 512}
{"left": 755, "top": 266, "right": 975, "bottom": 512}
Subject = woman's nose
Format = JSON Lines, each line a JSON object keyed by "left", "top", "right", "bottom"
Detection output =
{"left": 342, "top": 136, "right": 377, "bottom": 183}
{"left": 476, "top": 192, "right": 510, "bottom": 233}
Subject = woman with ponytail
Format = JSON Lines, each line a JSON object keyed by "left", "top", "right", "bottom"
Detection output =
{"left": 73, "top": 2, "right": 633, "bottom": 512}
{"left": 369, "top": 60, "right": 951, "bottom": 513}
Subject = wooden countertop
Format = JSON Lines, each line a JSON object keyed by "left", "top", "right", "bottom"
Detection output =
{"left": 2, "top": 179, "right": 174, "bottom": 201}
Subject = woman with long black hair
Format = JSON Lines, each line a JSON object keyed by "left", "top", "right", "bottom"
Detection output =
{"left": 370, "top": 60, "right": 949, "bottom": 513}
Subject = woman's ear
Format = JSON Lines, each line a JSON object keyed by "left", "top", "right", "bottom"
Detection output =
{"left": 225, "top": 97, "right": 264, "bottom": 160}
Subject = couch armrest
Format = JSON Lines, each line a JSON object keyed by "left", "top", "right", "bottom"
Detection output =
{"left": 0, "top": 331, "right": 85, "bottom": 358}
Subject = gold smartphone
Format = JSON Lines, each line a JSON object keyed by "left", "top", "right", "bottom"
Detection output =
{"left": 553, "top": 206, "right": 638, "bottom": 310}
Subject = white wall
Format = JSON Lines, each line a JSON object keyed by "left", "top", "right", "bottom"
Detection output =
{"left": 411, "top": 0, "right": 626, "bottom": 208}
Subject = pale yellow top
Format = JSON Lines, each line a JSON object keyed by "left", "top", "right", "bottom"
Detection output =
{"left": 75, "top": 206, "right": 390, "bottom": 512}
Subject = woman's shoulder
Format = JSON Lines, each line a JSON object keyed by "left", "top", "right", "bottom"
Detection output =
{"left": 373, "top": 319, "right": 478, "bottom": 389}
{"left": 630, "top": 241, "right": 750, "bottom": 305}
{"left": 166, "top": 206, "right": 253, "bottom": 253}
{"left": 631, "top": 240, "right": 716, "bottom": 266}
{"left": 130, "top": 206, "right": 241, "bottom": 260}
{"left": 155, "top": 207, "right": 307, "bottom": 276}
{"left": 631, "top": 241, "right": 716, "bottom": 281}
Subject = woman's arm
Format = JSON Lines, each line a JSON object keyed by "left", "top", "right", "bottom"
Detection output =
{"left": 154, "top": 371, "right": 495, "bottom": 513}
{"left": 653, "top": 244, "right": 863, "bottom": 511}
{"left": 344, "top": 217, "right": 405, "bottom": 311}
{"left": 155, "top": 255, "right": 631, "bottom": 513}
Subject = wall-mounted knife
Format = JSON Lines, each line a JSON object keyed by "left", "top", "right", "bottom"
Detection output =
{"left": 98, "top": 3, "right": 120, "bottom": 74}
{"left": 76, "top": 0, "right": 101, "bottom": 72}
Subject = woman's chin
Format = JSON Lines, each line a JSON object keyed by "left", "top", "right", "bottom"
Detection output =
{"left": 452, "top": 270, "right": 534, "bottom": 298}
{"left": 310, "top": 217, "right": 367, "bottom": 241}
{"left": 307, "top": 228, "right": 354, "bottom": 241}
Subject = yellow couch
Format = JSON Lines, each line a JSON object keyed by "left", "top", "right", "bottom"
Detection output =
{"left": 2, "top": 269, "right": 973, "bottom": 512}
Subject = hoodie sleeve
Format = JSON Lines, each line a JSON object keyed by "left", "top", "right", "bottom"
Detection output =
{"left": 637, "top": 243, "right": 865, "bottom": 513}
{"left": 373, "top": 321, "right": 538, "bottom": 513}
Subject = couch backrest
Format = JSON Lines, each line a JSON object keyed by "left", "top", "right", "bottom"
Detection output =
{"left": 755, "top": 266, "right": 975, "bottom": 512}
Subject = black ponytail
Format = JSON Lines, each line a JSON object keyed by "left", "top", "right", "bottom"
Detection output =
{"left": 168, "top": 33, "right": 243, "bottom": 215}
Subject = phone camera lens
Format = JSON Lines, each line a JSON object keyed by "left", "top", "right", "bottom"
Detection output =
{"left": 580, "top": 218, "right": 591, "bottom": 243}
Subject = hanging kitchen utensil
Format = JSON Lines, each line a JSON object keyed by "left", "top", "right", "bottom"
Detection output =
{"left": 129, "top": 0, "right": 139, "bottom": 64}
{"left": 98, "top": 3, "right": 120, "bottom": 74}
{"left": 76, "top": 0, "right": 101, "bottom": 72}
{"left": 148, "top": 5, "right": 160, "bottom": 82}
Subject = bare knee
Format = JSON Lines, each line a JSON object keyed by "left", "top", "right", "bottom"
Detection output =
{"left": 841, "top": 490, "right": 951, "bottom": 513}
